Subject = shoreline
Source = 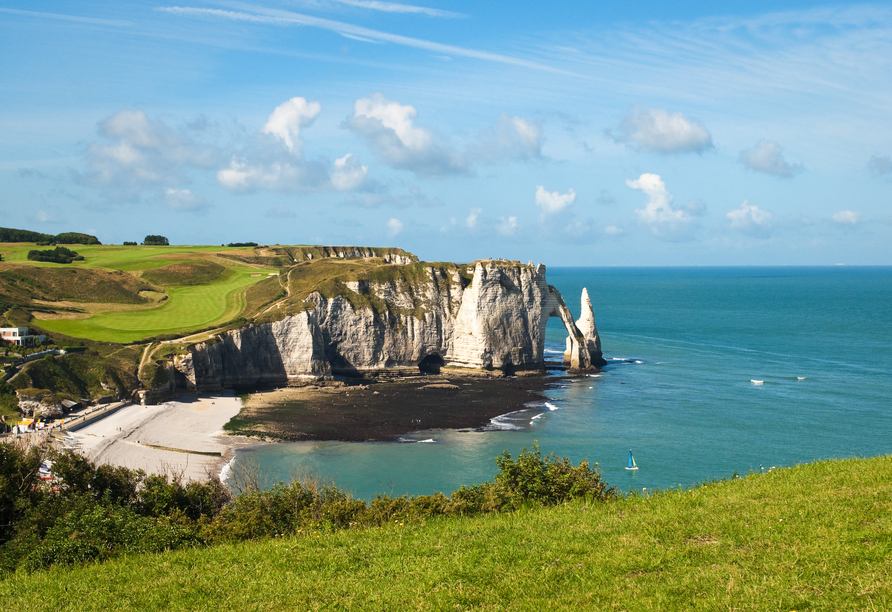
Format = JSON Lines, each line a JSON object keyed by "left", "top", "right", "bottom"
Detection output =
{"left": 228, "top": 369, "right": 572, "bottom": 443}
{"left": 69, "top": 391, "right": 255, "bottom": 482}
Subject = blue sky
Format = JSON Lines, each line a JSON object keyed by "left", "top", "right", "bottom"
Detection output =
{"left": 1, "top": 1, "right": 890, "bottom": 265}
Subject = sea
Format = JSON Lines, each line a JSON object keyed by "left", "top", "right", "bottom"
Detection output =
{"left": 228, "top": 266, "right": 892, "bottom": 499}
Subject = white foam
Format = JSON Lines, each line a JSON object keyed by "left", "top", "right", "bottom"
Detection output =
{"left": 586, "top": 374, "right": 603, "bottom": 378}
{"left": 544, "top": 349, "right": 564, "bottom": 355}
{"left": 751, "top": 379, "right": 764, "bottom": 385}
{"left": 545, "top": 402, "right": 560, "bottom": 411}
{"left": 635, "top": 360, "right": 644, "bottom": 364}
{"left": 398, "top": 437, "right": 435, "bottom": 443}
{"left": 797, "top": 377, "right": 806, "bottom": 380}
{"left": 487, "top": 414, "right": 525, "bottom": 431}
{"left": 219, "top": 458, "right": 234, "bottom": 484}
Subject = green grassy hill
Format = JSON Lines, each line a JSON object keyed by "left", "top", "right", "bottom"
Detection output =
{"left": 3, "top": 455, "right": 891, "bottom": 610}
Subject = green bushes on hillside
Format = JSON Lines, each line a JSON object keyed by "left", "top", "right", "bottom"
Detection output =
{"left": 0, "top": 442, "right": 614, "bottom": 575}
{"left": 26, "top": 247, "right": 84, "bottom": 264}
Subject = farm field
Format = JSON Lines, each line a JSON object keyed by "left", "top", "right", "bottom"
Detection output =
{"left": 2, "top": 243, "right": 279, "bottom": 343}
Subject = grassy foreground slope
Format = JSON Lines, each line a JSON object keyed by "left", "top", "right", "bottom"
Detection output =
{"left": 5, "top": 456, "right": 892, "bottom": 611}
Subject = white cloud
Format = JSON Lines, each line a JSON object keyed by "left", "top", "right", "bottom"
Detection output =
{"left": 386, "top": 217, "right": 403, "bottom": 236}
{"left": 832, "top": 210, "right": 861, "bottom": 225}
{"left": 331, "top": 154, "right": 369, "bottom": 191}
{"left": 610, "top": 107, "right": 713, "bottom": 155}
{"left": 346, "top": 93, "right": 466, "bottom": 176}
{"left": 218, "top": 98, "right": 370, "bottom": 193}
{"left": 217, "top": 158, "right": 330, "bottom": 192}
{"left": 163, "top": 188, "right": 209, "bottom": 212}
{"left": 81, "top": 109, "right": 219, "bottom": 200}
{"left": 604, "top": 225, "right": 624, "bottom": 236}
{"left": 466, "top": 207, "right": 482, "bottom": 229}
{"left": 497, "top": 215, "right": 518, "bottom": 236}
{"left": 727, "top": 200, "right": 773, "bottom": 238}
{"left": 535, "top": 185, "right": 576, "bottom": 215}
{"left": 474, "top": 113, "right": 543, "bottom": 162}
{"left": 261, "top": 97, "right": 321, "bottom": 154}
{"left": 739, "top": 140, "right": 802, "bottom": 177}
{"left": 868, "top": 154, "right": 892, "bottom": 177}
{"left": 627, "top": 173, "right": 698, "bottom": 241}
{"left": 331, "top": 0, "right": 464, "bottom": 18}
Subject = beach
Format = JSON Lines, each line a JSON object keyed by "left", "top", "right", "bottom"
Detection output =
{"left": 70, "top": 392, "right": 250, "bottom": 482}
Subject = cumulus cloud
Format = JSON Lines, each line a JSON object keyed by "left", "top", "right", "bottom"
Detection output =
{"left": 345, "top": 93, "right": 466, "bottom": 176}
{"left": 497, "top": 215, "right": 518, "bottom": 236}
{"left": 626, "top": 173, "right": 699, "bottom": 241}
{"left": 832, "top": 210, "right": 861, "bottom": 225}
{"left": 535, "top": 185, "right": 576, "bottom": 215}
{"left": 163, "top": 188, "right": 209, "bottom": 212}
{"left": 868, "top": 154, "right": 892, "bottom": 177}
{"left": 739, "top": 140, "right": 802, "bottom": 177}
{"left": 466, "top": 207, "right": 482, "bottom": 229}
{"left": 473, "top": 113, "right": 543, "bottom": 162}
{"left": 218, "top": 98, "right": 371, "bottom": 193}
{"left": 727, "top": 200, "right": 773, "bottom": 238}
{"left": 610, "top": 107, "right": 713, "bottom": 155}
{"left": 386, "top": 217, "right": 403, "bottom": 236}
{"left": 217, "top": 158, "right": 331, "bottom": 192}
{"left": 330, "top": 154, "right": 369, "bottom": 191}
{"left": 261, "top": 97, "right": 321, "bottom": 153}
{"left": 80, "top": 109, "right": 219, "bottom": 200}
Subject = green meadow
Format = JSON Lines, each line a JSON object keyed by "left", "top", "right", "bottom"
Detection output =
{"left": 0, "top": 243, "right": 276, "bottom": 343}
{"left": 3, "top": 456, "right": 891, "bottom": 611}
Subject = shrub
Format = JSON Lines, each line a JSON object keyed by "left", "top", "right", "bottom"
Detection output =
{"left": 142, "top": 235, "right": 169, "bottom": 246}
{"left": 494, "top": 442, "right": 617, "bottom": 507}
{"left": 26, "top": 246, "right": 84, "bottom": 264}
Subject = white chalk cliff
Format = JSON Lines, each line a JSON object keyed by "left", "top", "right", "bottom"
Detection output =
{"left": 171, "top": 261, "right": 604, "bottom": 389}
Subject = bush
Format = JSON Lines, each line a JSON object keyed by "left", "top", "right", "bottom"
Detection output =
{"left": 26, "top": 246, "right": 84, "bottom": 264}
{"left": 142, "top": 235, "right": 169, "bottom": 246}
{"left": 227, "top": 242, "right": 258, "bottom": 247}
{"left": 122, "top": 241, "right": 137, "bottom": 246}
{"left": 494, "top": 442, "right": 616, "bottom": 507}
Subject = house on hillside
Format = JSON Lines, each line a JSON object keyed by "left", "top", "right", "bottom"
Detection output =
{"left": 0, "top": 327, "right": 47, "bottom": 346}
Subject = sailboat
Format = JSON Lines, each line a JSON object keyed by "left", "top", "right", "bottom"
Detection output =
{"left": 626, "top": 449, "right": 638, "bottom": 470}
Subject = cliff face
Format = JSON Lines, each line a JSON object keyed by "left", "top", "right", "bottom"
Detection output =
{"left": 173, "top": 261, "right": 603, "bottom": 389}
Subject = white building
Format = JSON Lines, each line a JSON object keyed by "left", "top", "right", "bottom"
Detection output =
{"left": 0, "top": 327, "right": 47, "bottom": 346}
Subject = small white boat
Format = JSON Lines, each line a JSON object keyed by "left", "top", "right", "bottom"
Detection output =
{"left": 751, "top": 380, "right": 764, "bottom": 385}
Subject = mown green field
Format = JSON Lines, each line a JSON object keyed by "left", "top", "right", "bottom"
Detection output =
{"left": 1, "top": 244, "right": 277, "bottom": 343}
{"left": 4, "top": 456, "right": 891, "bottom": 611}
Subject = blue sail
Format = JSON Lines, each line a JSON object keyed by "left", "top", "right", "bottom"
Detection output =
{"left": 626, "top": 449, "right": 638, "bottom": 470}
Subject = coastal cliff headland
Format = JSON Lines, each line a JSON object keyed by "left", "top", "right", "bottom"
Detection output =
{"left": 158, "top": 256, "right": 605, "bottom": 396}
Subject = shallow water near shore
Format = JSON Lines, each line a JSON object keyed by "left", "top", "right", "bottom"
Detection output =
{"left": 229, "top": 266, "right": 892, "bottom": 499}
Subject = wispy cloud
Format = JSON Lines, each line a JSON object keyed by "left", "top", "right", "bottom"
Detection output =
{"left": 158, "top": 5, "right": 572, "bottom": 75}
{"left": 330, "top": 0, "right": 464, "bottom": 18}
{"left": 0, "top": 7, "right": 132, "bottom": 27}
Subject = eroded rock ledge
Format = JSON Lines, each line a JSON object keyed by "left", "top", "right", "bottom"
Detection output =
{"left": 165, "top": 259, "right": 606, "bottom": 392}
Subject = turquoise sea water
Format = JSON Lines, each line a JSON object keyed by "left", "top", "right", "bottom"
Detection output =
{"left": 229, "top": 267, "right": 892, "bottom": 498}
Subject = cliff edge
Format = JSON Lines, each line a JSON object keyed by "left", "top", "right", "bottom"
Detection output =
{"left": 159, "top": 257, "right": 604, "bottom": 391}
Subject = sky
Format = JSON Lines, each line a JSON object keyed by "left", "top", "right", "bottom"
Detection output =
{"left": 1, "top": 1, "right": 891, "bottom": 265}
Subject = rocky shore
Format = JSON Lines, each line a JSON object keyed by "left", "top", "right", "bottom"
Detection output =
{"left": 229, "top": 372, "right": 569, "bottom": 442}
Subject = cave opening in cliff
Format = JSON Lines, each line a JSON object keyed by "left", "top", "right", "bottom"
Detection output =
{"left": 418, "top": 353, "right": 445, "bottom": 374}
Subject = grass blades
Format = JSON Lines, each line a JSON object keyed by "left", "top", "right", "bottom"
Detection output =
{"left": 4, "top": 456, "right": 892, "bottom": 610}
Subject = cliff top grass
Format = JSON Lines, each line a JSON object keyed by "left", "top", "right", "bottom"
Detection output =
{"left": 0, "top": 243, "right": 424, "bottom": 344}
{"left": 4, "top": 455, "right": 891, "bottom": 610}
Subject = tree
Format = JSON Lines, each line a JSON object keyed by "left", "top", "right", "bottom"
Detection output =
{"left": 142, "top": 235, "right": 169, "bottom": 246}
